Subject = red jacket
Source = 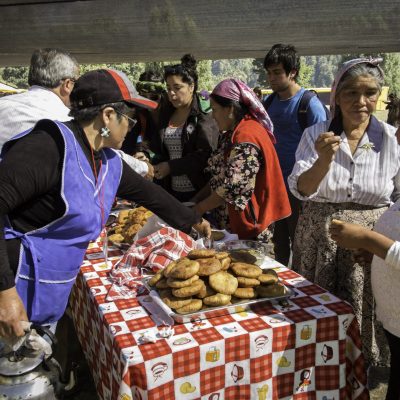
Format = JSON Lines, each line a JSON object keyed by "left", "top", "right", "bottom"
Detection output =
{"left": 226, "top": 117, "right": 291, "bottom": 239}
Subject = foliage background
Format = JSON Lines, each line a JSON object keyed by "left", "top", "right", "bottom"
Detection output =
{"left": 2, "top": 53, "right": 400, "bottom": 95}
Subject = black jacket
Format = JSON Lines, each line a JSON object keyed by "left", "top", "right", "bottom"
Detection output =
{"left": 151, "top": 94, "right": 219, "bottom": 191}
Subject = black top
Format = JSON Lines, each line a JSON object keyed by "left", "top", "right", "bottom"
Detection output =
{"left": 151, "top": 94, "right": 219, "bottom": 191}
{"left": 0, "top": 120, "right": 200, "bottom": 291}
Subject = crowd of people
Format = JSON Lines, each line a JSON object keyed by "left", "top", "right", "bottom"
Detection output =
{"left": 0, "top": 45, "right": 399, "bottom": 399}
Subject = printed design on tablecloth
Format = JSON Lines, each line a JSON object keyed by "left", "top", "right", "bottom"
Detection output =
{"left": 109, "top": 321, "right": 130, "bottom": 336}
{"left": 92, "top": 260, "right": 110, "bottom": 270}
{"left": 121, "top": 346, "right": 144, "bottom": 364}
{"left": 174, "top": 374, "right": 200, "bottom": 399}
{"left": 99, "top": 302, "right": 118, "bottom": 313}
{"left": 205, "top": 393, "right": 222, "bottom": 400}
{"left": 296, "top": 321, "right": 316, "bottom": 346}
{"left": 316, "top": 341, "right": 339, "bottom": 366}
{"left": 189, "top": 318, "right": 211, "bottom": 331}
{"left": 86, "top": 252, "right": 105, "bottom": 260}
{"left": 249, "top": 329, "right": 272, "bottom": 358}
{"left": 218, "top": 323, "right": 247, "bottom": 337}
{"left": 316, "top": 390, "right": 339, "bottom": 400}
{"left": 100, "top": 276, "right": 114, "bottom": 285}
{"left": 313, "top": 292, "right": 340, "bottom": 304}
{"left": 305, "top": 305, "right": 336, "bottom": 319}
{"left": 225, "top": 360, "right": 250, "bottom": 386}
{"left": 206, "top": 346, "right": 220, "bottom": 362}
{"left": 231, "top": 306, "right": 257, "bottom": 321}
{"left": 200, "top": 340, "right": 225, "bottom": 371}
{"left": 169, "top": 334, "right": 194, "bottom": 349}
{"left": 273, "top": 298, "right": 299, "bottom": 312}
{"left": 145, "top": 354, "right": 173, "bottom": 389}
{"left": 284, "top": 276, "right": 313, "bottom": 287}
{"left": 90, "top": 285, "right": 108, "bottom": 297}
{"left": 272, "top": 349, "right": 295, "bottom": 375}
{"left": 121, "top": 307, "right": 148, "bottom": 320}
{"left": 250, "top": 380, "right": 271, "bottom": 400}
{"left": 294, "top": 368, "right": 314, "bottom": 393}
{"left": 287, "top": 287, "right": 307, "bottom": 298}
{"left": 262, "top": 313, "right": 291, "bottom": 326}
{"left": 346, "top": 336, "right": 361, "bottom": 362}
{"left": 83, "top": 271, "right": 99, "bottom": 280}
{"left": 338, "top": 314, "right": 354, "bottom": 340}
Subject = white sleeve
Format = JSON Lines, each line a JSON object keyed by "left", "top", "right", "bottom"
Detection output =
{"left": 384, "top": 241, "right": 400, "bottom": 270}
{"left": 287, "top": 126, "right": 321, "bottom": 200}
{"left": 115, "top": 150, "right": 148, "bottom": 177}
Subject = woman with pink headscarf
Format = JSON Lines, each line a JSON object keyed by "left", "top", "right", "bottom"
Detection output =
{"left": 193, "top": 78, "right": 290, "bottom": 241}
{"left": 288, "top": 58, "right": 400, "bottom": 367}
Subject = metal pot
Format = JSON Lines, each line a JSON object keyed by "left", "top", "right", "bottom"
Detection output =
{"left": 0, "top": 325, "right": 66, "bottom": 400}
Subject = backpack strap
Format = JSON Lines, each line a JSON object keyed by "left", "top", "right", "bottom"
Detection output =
{"left": 262, "top": 92, "right": 277, "bottom": 110}
{"left": 297, "top": 90, "right": 330, "bottom": 131}
{"left": 198, "top": 95, "right": 212, "bottom": 114}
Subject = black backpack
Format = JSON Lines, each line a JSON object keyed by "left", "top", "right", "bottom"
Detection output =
{"left": 262, "top": 90, "right": 330, "bottom": 132}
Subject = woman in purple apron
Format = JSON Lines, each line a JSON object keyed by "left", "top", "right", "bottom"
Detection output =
{"left": 0, "top": 69, "right": 210, "bottom": 339}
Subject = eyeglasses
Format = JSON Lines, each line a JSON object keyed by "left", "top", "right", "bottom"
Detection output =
{"left": 114, "top": 110, "right": 137, "bottom": 129}
{"left": 61, "top": 77, "right": 77, "bottom": 83}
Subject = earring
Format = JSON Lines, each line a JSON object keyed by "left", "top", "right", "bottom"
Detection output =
{"left": 100, "top": 127, "right": 110, "bottom": 138}
{"left": 228, "top": 113, "right": 234, "bottom": 119}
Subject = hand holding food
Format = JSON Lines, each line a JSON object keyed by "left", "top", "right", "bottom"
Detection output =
{"left": 315, "top": 131, "right": 341, "bottom": 164}
{"left": 330, "top": 219, "right": 369, "bottom": 249}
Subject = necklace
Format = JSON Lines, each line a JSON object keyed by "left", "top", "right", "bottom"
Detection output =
{"left": 90, "top": 146, "right": 105, "bottom": 231}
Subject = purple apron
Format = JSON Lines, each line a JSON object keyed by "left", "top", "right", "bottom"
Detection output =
{"left": 2, "top": 120, "right": 122, "bottom": 324}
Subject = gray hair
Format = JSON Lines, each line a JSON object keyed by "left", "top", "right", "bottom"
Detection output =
{"left": 28, "top": 48, "right": 79, "bottom": 88}
{"left": 335, "top": 63, "right": 384, "bottom": 99}
{"left": 69, "top": 101, "right": 133, "bottom": 123}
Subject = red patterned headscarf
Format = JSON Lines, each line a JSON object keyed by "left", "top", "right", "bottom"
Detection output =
{"left": 211, "top": 78, "right": 275, "bottom": 143}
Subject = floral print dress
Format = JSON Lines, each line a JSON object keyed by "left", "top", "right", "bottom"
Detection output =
{"left": 207, "top": 130, "right": 271, "bottom": 240}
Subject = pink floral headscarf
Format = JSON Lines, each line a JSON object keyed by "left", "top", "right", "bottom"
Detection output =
{"left": 330, "top": 57, "right": 384, "bottom": 117}
{"left": 211, "top": 78, "right": 275, "bottom": 143}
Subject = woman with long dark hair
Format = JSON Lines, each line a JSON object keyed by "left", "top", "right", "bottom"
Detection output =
{"left": 152, "top": 54, "right": 218, "bottom": 202}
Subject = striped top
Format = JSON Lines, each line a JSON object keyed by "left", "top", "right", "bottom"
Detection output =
{"left": 288, "top": 116, "right": 400, "bottom": 206}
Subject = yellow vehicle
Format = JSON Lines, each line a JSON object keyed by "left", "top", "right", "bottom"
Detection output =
{"left": 0, "top": 81, "right": 25, "bottom": 97}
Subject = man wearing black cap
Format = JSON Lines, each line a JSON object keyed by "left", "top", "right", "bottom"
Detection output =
{"left": 0, "top": 68, "right": 210, "bottom": 342}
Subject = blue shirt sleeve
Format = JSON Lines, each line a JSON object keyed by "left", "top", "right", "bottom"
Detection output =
{"left": 307, "top": 96, "right": 329, "bottom": 127}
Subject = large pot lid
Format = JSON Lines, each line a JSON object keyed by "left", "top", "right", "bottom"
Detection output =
{"left": 0, "top": 347, "right": 44, "bottom": 376}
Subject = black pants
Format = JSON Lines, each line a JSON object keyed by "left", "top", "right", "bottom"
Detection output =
{"left": 272, "top": 191, "right": 301, "bottom": 266}
{"left": 385, "top": 329, "right": 400, "bottom": 400}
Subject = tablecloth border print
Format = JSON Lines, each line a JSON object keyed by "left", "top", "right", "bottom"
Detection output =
{"left": 70, "top": 240, "right": 369, "bottom": 400}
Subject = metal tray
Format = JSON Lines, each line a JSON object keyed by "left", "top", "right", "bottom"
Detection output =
{"left": 142, "top": 272, "right": 293, "bottom": 324}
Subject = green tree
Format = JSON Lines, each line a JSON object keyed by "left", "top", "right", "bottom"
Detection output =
{"left": 1, "top": 66, "right": 29, "bottom": 88}
{"left": 382, "top": 53, "right": 400, "bottom": 96}
{"left": 297, "top": 61, "right": 314, "bottom": 87}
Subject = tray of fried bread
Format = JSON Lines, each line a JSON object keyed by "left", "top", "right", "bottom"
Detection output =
{"left": 142, "top": 248, "right": 293, "bottom": 323}
{"left": 107, "top": 206, "right": 153, "bottom": 249}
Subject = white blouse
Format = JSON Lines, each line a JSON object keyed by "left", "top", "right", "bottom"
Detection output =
{"left": 288, "top": 117, "right": 400, "bottom": 206}
{"left": 372, "top": 200, "right": 400, "bottom": 337}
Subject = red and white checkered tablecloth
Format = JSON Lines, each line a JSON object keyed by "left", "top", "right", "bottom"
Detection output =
{"left": 70, "top": 240, "right": 369, "bottom": 400}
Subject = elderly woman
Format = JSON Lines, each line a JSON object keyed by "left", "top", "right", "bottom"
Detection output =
{"left": 151, "top": 54, "right": 218, "bottom": 202}
{"left": 0, "top": 69, "right": 210, "bottom": 339}
{"left": 288, "top": 58, "right": 400, "bottom": 366}
{"left": 193, "top": 78, "right": 290, "bottom": 240}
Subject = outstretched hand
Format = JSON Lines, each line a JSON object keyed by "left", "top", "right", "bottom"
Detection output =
{"left": 329, "top": 219, "right": 369, "bottom": 249}
{"left": 192, "top": 218, "right": 211, "bottom": 239}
